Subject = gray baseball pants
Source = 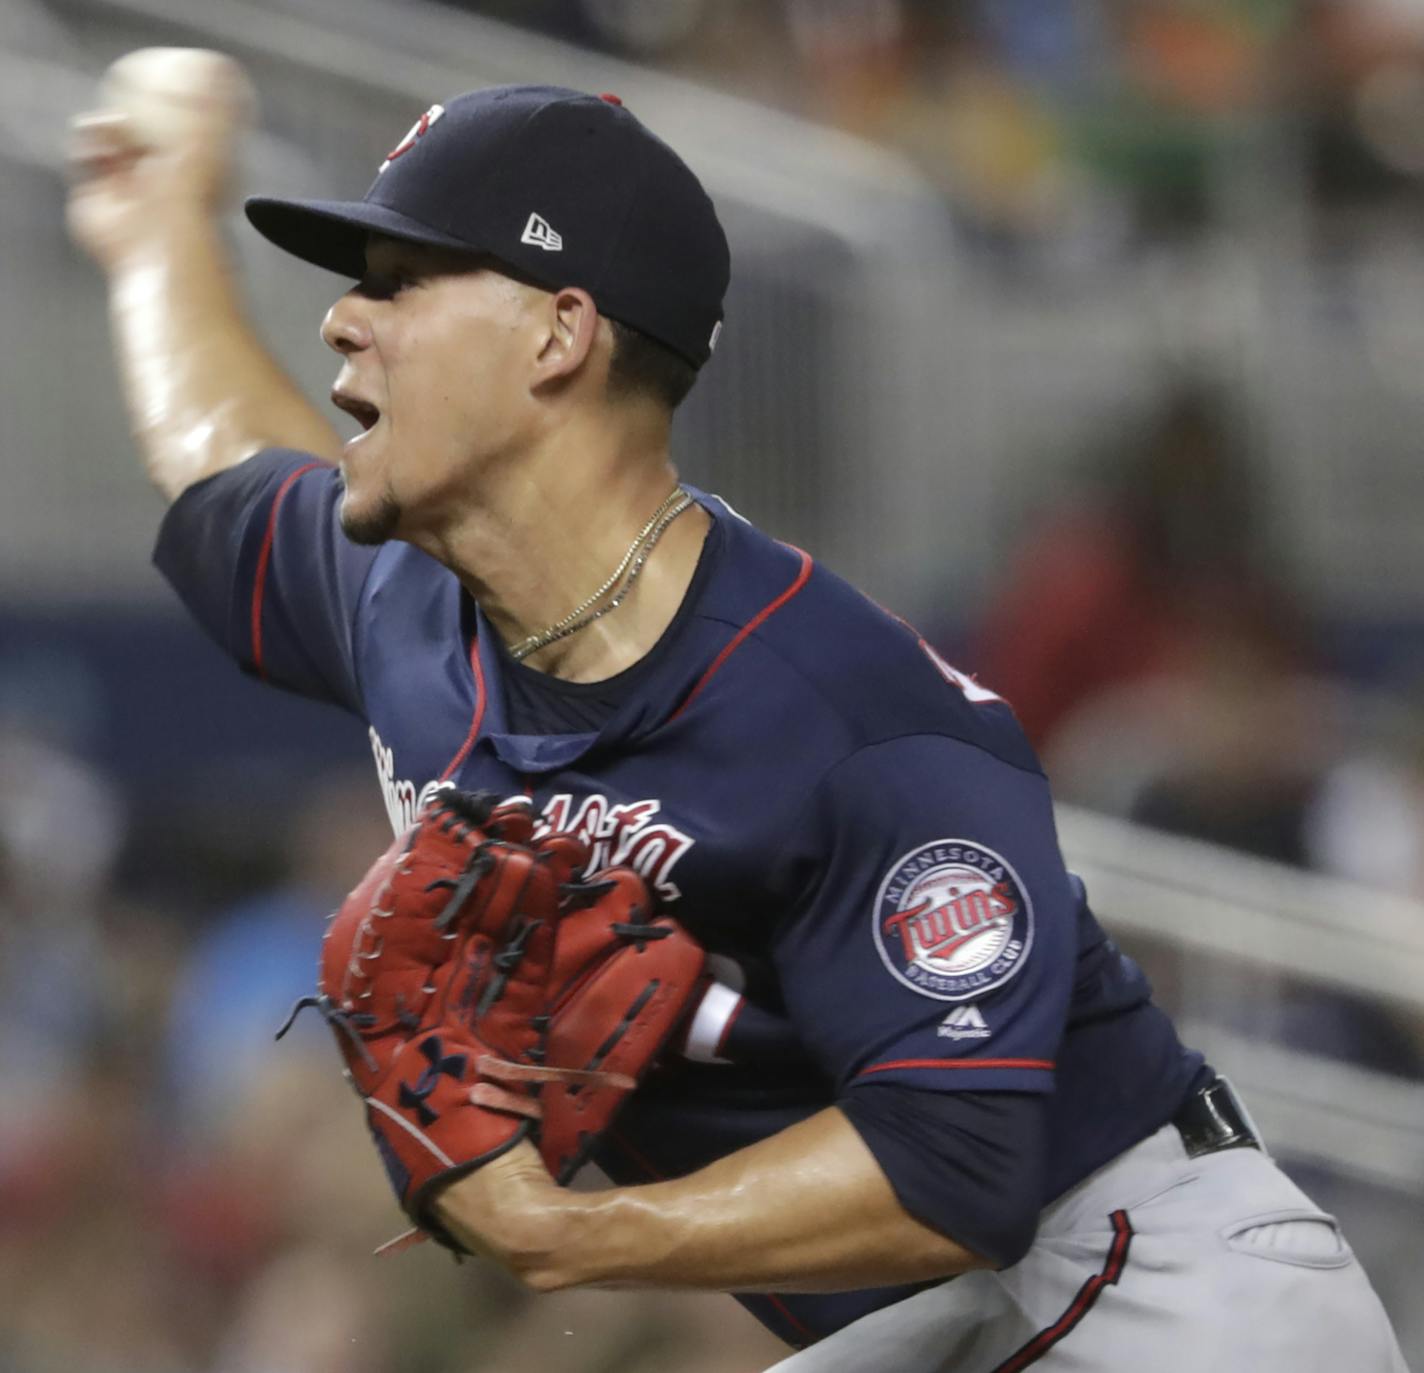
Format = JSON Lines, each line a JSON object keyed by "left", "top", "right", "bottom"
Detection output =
{"left": 766, "top": 1120, "right": 1408, "bottom": 1372}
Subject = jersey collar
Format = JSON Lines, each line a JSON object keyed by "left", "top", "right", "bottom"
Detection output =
{"left": 464, "top": 487, "right": 802, "bottom": 776}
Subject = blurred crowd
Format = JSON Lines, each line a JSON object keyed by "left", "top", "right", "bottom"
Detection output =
{"left": 975, "top": 373, "right": 1424, "bottom": 900}
{"left": 973, "top": 371, "right": 1424, "bottom": 1087}
{"left": 461, "top": 0, "right": 1424, "bottom": 263}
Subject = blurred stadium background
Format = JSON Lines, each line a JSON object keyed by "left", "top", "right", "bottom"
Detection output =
{"left": 3, "top": 0, "right": 1424, "bottom": 1368}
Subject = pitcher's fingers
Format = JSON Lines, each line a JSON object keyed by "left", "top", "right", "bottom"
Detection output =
{"left": 67, "top": 110, "right": 143, "bottom": 175}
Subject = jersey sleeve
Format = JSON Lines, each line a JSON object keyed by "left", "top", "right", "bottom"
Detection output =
{"left": 838, "top": 1086, "right": 1045, "bottom": 1267}
{"left": 152, "top": 449, "right": 377, "bottom": 714}
{"left": 769, "top": 733, "right": 1076, "bottom": 1095}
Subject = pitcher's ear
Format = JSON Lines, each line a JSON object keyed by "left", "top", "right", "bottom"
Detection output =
{"left": 532, "top": 286, "right": 599, "bottom": 388}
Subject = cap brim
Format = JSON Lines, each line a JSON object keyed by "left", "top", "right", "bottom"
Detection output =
{"left": 244, "top": 196, "right": 482, "bottom": 278}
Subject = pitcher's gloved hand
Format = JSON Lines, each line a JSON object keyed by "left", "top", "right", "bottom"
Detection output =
{"left": 279, "top": 790, "right": 582, "bottom": 1240}
{"left": 281, "top": 788, "right": 704, "bottom": 1246}
{"left": 537, "top": 865, "right": 705, "bottom": 1183}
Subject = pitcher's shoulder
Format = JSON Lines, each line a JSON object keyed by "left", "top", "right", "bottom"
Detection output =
{"left": 701, "top": 504, "right": 1039, "bottom": 772}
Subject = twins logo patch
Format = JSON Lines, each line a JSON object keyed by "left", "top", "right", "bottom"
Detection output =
{"left": 873, "top": 839, "right": 1033, "bottom": 1002}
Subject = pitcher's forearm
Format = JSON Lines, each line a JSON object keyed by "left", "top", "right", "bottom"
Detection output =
{"left": 435, "top": 1110, "right": 988, "bottom": 1294}
{"left": 109, "top": 209, "right": 341, "bottom": 502}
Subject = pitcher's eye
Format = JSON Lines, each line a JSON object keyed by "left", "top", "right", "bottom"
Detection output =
{"left": 357, "top": 271, "right": 412, "bottom": 299}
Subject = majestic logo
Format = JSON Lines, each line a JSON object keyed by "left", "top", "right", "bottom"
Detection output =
{"left": 398, "top": 1036, "right": 467, "bottom": 1126}
{"left": 938, "top": 1003, "right": 990, "bottom": 1041}
{"left": 873, "top": 839, "right": 1033, "bottom": 1002}
{"left": 379, "top": 103, "right": 446, "bottom": 173}
{"left": 521, "top": 212, "right": 563, "bottom": 252}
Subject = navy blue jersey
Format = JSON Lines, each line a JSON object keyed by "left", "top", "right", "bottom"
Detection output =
{"left": 155, "top": 450, "right": 1204, "bottom": 1348}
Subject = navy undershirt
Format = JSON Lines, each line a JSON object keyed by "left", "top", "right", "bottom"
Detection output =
{"left": 495, "top": 515, "right": 720, "bottom": 736}
{"left": 487, "top": 522, "right": 1045, "bottom": 1267}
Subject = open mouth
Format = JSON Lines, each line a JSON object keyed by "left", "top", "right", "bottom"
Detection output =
{"left": 330, "top": 388, "right": 382, "bottom": 432}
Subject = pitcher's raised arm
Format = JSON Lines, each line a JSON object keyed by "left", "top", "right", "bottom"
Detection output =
{"left": 67, "top": 49, "right": 341, "bottom": 503}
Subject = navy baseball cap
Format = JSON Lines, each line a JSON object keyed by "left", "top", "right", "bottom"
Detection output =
{"left": 245, "top": 85, "right": 729, "bottom": 368}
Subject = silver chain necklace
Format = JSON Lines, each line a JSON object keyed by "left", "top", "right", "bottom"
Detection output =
{"left": 507, "top": 486, "right": 694, "bottom": 662}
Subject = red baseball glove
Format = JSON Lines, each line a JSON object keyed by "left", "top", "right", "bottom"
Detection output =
{"left": 282, "top": 789, "right": 704, "bottom": 1245}
{"left": 279, "top": 790, "right": 581, "bottom": 1234}
{"left": 539, "top": 865, "right": 705, "bottom": 1183}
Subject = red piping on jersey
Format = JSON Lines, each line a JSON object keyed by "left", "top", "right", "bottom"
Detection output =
{"left": 856, "top": 1057, "right": 1054, "bottom": 1078}
{"left": 667, "top": 547, "right": 813, "bottom": 723}
{"left": 755, "top": 1294, "right": 817, "bottom": 1348}
{"left": 439, "top": 638, "right": 488, "bottom": 781}
{"left": 607, "top": 1127, "right": 819, "bottom": 1347}
{"left": 988, "top": 1210, "right": 1133, "bottom": 1372}
{"left": 249, "top": 461, "right": 323, "bottom": 679}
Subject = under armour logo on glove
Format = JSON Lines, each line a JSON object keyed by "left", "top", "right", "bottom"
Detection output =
{"left": 398, "top": 1036, "right": 468, "bottom": 1126}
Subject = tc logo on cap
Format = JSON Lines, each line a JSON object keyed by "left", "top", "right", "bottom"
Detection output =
{"left": 379, "top": 104, "right": 446, "bottom": 174}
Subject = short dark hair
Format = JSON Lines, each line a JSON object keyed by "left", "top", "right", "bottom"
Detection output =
{"left": 607, "top": 318, "right": 699, "bottom": 412}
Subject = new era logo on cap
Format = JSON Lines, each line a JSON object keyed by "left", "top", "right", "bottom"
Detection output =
{"left": 521, "top": 212, "right": 563, "bottom": 252}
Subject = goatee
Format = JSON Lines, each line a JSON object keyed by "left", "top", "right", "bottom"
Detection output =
{"left": 340, "top": 489, "right": 402, "bottom": 546}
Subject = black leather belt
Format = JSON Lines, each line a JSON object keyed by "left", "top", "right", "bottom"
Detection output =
{"left": 1172, "top": 1076, "right": 1261, "bottom": 1159}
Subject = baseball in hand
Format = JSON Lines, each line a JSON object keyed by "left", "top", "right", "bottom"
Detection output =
{"left": 98, "top": 47, "right": 257, "bottom": 153}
